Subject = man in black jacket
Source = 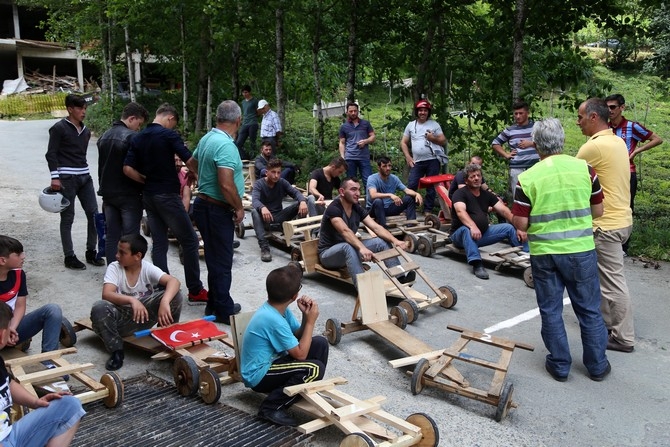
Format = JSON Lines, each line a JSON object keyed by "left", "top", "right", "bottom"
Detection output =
{"left": 97, "top": 102, "right": 149, "bottom": 264}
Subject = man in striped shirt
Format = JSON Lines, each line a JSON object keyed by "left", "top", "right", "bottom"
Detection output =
{"left": 258, "top": 99, "right": 282, "bottom": 155}
{"left": 492, "top": 100, "right": 539, "bottom": 197}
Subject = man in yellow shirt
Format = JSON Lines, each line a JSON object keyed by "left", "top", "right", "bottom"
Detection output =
{"left": 576, "top": 98, "right": 635, "bottom": 353}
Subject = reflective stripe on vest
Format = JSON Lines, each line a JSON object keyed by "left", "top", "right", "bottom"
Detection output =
{"left": 518, "top": 155, "right": 595, "bottom": 255}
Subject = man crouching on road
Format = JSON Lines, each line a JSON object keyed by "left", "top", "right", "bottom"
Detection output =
{"left": 318, "top": 177, "right": 415, "bottom": 290}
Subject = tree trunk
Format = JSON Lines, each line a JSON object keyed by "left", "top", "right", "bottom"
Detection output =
{"left": 194, "top": 16, "right": 211, "bottom": 137}
{"left": 345, "top": 0, "right": 357, "bottom": 103}
{"left": 180, "top": 6, "right": 189, "bottom": 134}
{"left": 275, "top": 4, "right": 286, "bottom": 130}
{"left": 312, "top": 1, "right": 325, "bottom": 151}
{"left": 124, "top": 25, "right": 135, "bottom": 102}
{"left": 415, "top": 4, "right": 441, "bottom": 101}
{"left": 511, "top": 0, "right": 527, "bottom": 102}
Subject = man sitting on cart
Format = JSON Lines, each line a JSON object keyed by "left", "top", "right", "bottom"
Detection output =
{"left": 90, "top": 233, "right": 183, "bottom": 371}
{"left": 319, "top": 177, "right": 415, "bottom": 290}
{"left": 366, "top": 156, "right": 423, "bottom": 228}
{"left": 450, "top": 163, "right": 528, "bottom": 280}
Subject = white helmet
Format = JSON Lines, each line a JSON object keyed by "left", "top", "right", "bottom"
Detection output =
{"left": 39, "top": 187, "right": 70, "bottom": 213}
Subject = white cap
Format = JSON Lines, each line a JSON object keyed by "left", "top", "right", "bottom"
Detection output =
{"left": 257, "top": 99, "right": 269, "bottom": 110}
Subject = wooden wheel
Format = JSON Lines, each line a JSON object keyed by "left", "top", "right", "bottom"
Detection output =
{"left": 235, "top": 222, "right": 245, "bottom": 238}
{"left": 399, "top": 299, "right": 420, "bottom": 324}
{"left": 404, "top": 233, "right": 419, "bottom": 253}
{"left": 424, "top": 214, "right": 441, "bottom": 230}
{"left": 406, "top": 412, "right": 440, "bottom": 447}
{"left": 325, "top": 318, "right": 342, "bottom": 345}
{"left": 141, "top": 216, "right": 151, "bottom": 237}
{"left": 523, "top": 267, "right": 534, "bottom": 289}
{"left": 199, "top": 367, "right": 222, "bottom": 404}
{"left": 59, "top": 317, "right": 77, "bottom": 347}
{"left": 291, "top": 246, "right": 302, "bottom": 262}
{"left": 416, "top": 235, "right": 434, "bottom": 257}
{"left": 389, "top": 306, "right": 408, "bottom": 329}
{"left": 411, "top": 358, "right": 430, "bottom": 395}
{"left": 339, "top": 433, "right": 375, "bottom": 447}
{"left": 173, "top": 356, "right": 200, "bottom": 397}
{"left": 438, "top": 285, "right": 458, "bottom": 309}
{"left": 101, "top": 372, "right": 124, "bottom": 408}
{"left": 495, "top": 382, "right": 515, "bottom": 422}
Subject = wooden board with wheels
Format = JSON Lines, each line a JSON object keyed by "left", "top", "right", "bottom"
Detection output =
{"left": 72, "top": 317, "right": 238, "bottom": 404}
{"left": 5, "top": 348, "right": 124, "bottom": 419}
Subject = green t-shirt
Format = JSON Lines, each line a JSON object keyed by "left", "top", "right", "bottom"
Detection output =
{"left": 241, "top": 98, "right": 259, "bottom": 126}
{"left": 192, "top": 128, "right": 245, "bottom": 203}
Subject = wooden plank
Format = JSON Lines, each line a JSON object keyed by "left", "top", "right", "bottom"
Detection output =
{"left": 366, "top": 321, "right": 434, "bottom": 357}
{"left": 300, "top": 239, "right": 320, "bottom": 274}
{"left": 357, "top": 271, "right": 389, "bottom": 325}
{"left": 331, "top": 400, "right": 381, "bottom": 421}
{"left": 5, "top": 347, "right": 77, "bottom": 367}
{"left": 283, "top": 376, "right": 348, "bottom": 397}
{"left": 14, "top": 363, "right": 95, "bottom": 384}
{"left": 230, "top": 311, "right": 254, "bottom": 373}
{"left": 373, "top": 248, "right": 401, "bottom": 263}
{"left": 386, "top": 261, "right": 420, "bottom": 277}
{"left": 447, "top": 325, "right": 535, "bottom": 351}
{"left": 388, "top": 349, "right": 446, "bottom": 368}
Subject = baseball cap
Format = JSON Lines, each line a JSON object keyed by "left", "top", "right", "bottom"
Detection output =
{"left": 257, "top": 99, "right": 269, "bottom": 110}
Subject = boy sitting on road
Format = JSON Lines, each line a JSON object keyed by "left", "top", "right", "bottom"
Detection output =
{"left": 90, "top": 233, "right": 183, "bottom": 371}
{"left": 241, "top": 263, "right": 328, "bottom": 427}
{"left": 0, "top": 235, "right": 68, "bottom": 375}
{"left": 0, "top": 301, "right": 86, "bottom": 447}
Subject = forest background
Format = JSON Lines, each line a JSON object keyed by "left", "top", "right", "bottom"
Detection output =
{"left": 6, "top": 0, "right": 670, "bottom": 260}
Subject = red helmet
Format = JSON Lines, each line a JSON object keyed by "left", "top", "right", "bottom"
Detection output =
{"left": 414, "top": 99, "right": 432, "bottom": 116}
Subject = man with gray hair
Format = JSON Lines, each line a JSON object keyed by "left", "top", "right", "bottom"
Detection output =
{"left": 191, "top": 100, "right": 246, "bottom": 324}
{"left": 576, "top": 98, "right": 635, "bottom": 354}
{"left": 512, "top": 118, "right": 610, "bottom": 382}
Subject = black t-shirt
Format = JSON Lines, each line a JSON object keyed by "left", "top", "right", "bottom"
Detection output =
{"left": 309, "top": 168, "right": 341, "bottom": 200}
{"left": 318, "top": 197, "right": 368, "bottom": 254}
{"left": 450, "top": 187, "right": 498, "bottom": 233}
{"left": 0, "top": 269, "right": 27, "bottom": 306}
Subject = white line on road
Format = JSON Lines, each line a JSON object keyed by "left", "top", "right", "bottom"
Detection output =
{"left": 484, "top": 297, "right": 571, "bottom": 334}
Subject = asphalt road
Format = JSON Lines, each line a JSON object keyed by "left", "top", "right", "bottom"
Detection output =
{"left": 1, "top": 118, "right": 668, "bottom": 446}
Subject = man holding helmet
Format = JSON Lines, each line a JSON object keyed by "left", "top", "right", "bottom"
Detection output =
{"left": 400, "top": 98, "right": 447, "bottom": 215}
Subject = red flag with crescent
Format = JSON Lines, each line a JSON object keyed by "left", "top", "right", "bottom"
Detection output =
{"left": 151, "top": 319, "right": 226, "bottom": 349}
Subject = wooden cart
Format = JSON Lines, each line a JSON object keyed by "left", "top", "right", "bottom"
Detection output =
{"left": 230, "top": 312, "right": 439, "bottom": 446}
{"left": 324, "top": 271, "right": 533, "bottom": 421}
{"left": 73, "top": 317, "right": 238, "bottom": 404}
{"left": 299, "top": 239, "right": 457, "bottom": 321}
{"left": 5, "top": 347, "right": 124, "bottom": 419}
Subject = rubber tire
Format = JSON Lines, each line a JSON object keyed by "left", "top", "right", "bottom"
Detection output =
{"left": 424, "top": 214, "right": 441, "bottom": 230}
{"left": 59, "top": 317, "right": 77, "bottom": 347}
{"left": 411, "top": 358, "right": 431, "bottom": 395}
{"left": 390, "top": 306, "right": 408, "bottom": 329}
{"left": 199, "top": 367, "right": 222, "bottom": 404}
{"left": 173, "top": 356, "right": 200, "bottom": 397}
{"left": 495, "top": 382, "right": 515, "bottom": 422}
{"left": 438, "top": 285, "right": 458, "bottom": 309}
{"left": 339, "top": 433, "right": 375, "bottom": 447}
{"left": 101, "top": 372, "right": 124, "bottom": 408}
{"left": 406, "top": 412, "right": 440, "bottom": 447}
{"left": 523, "top": 267, "right": 535, "bottom": 289}
{"left": 417, "top": 235, "right": 434, "bottom": 257}
{"left": 235, "top": 222, "right": 245, "bottom": 238}
{"left": 404, "top": 233, "right": 419, "bottom": 254}
{"left": 399, "top": 299, "right": 420, "bottom": 324}
{"left": 325, "top": 318, "right": 342, "bottom": 346}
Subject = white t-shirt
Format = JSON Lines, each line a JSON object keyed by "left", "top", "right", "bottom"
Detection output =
{"left": 103, "top": 260, "right": 165, "bottom": 300}
{"left": 403, "top": 119, "right": 445, "bottom": 162}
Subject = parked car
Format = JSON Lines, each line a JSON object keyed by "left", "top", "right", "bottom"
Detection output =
{"left": 585, "top": 39, "right": 622, "bottom": 49}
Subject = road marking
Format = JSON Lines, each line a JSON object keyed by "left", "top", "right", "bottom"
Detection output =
{"left": 484, "top": 297, "right": 570, "bottom": 334}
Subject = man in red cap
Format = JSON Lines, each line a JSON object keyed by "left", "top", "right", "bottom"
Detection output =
{"left": 400, "top": 98, "right": 448, "bottom": 214}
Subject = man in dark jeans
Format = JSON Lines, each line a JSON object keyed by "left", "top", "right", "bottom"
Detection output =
{"left": 45, "top": 94, "right": 105, "bottom": 270}
{"left": 97, "top": 102, "right": 149, "bottom": 264}
{"left": 123, "top": 103, "right": 208, "bottom": 305}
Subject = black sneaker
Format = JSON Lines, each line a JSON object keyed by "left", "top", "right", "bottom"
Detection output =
{"left": 64, "top": 255, "right": 86, "bottom": 270}
{"left": 86, "top": 250, "right": 106, "bottom": 266}
{"left": 261, "top": 247, "right": 272, "bottom": 262}
{"left": 589, "top": 361, "right": 611, "bottom": 382}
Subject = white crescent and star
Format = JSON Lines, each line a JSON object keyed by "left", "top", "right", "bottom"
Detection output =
{"left": 168, "top": 330, "right": 201, "bottom": 342}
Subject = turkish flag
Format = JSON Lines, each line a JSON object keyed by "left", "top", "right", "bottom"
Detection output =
{"left": 151, "top": 319, "right": 227, "bottom": 350}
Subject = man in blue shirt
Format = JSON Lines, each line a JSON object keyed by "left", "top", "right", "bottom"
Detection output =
{"left": 366, "top": 156, "right": 423, "bottom": 228}
{"left": 338, "top": 103, "right": 376, "bottom": 188}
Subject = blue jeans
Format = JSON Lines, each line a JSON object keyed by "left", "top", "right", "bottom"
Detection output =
{"left": 450, "top": 223, "right": 529, "bottom": 264}
{"left": 368, "top": 196, "right": 416, "bottom": 227}
{"left": 192, "top": 198, "right": 238, "bottom": 319}
{"left": 102, "top": 194, "right": 143, "bottom": 264}
{"left": 531, "top": 250, "right": 609, "bottom": 377}
{"left": 2, "top": 395, "right": 85, "bottom": 447}
{"left": 251, "top": 201, "right": 317, "bottom": 249}
{"left": 235, "top": 122, "right": 258, "bottom": 160}
{"left": 407, "top": 159, "right": 440, "bottom": 211}
{"left": 143, "top": 193, "right": 203, "bottom": 294}
{"left": 58, "top": 174, "right": 99, "bottom": 257}
{"left": 319, "top": 238, "right": 400, "bottom": 289}
{"left": 346, "top": 159, "right": 372, "bottom": 189}
{"left": 17, "top": 304, "right": 62, "bottom": 352}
